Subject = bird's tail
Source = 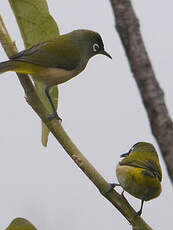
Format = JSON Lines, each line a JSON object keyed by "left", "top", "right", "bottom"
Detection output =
{"left": 0, "top": 60, "right": 15, "bottom": 74}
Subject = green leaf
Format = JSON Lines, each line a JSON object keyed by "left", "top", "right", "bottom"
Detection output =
{"left": 9, "top": 0, "right": 60, "bottom": 147}
{"left": 6, "top": 218, "right": 37, "bottom": 230}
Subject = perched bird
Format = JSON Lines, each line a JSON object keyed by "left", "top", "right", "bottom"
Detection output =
{"left": 6, "top": 218, "right": 37, "bottom": 230}
{"left": 110, "top": 142, "right": 162, "bottom": 215}
{"left": 0, "top": 29, "right": 111, "bottom": 120}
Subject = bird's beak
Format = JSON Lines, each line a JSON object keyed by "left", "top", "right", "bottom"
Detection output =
{"left": 120, "top": 152, "right": 129, "bottom": 158}
{"left": 100, "top": 50, "right": 112, "bottom": 59}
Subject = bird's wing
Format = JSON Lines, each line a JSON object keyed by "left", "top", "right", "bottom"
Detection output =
{"left": 141, "top": 170, "right": 156, "bottom": 178}
{"left": 10, "top": 39, "right": 81, "bottom": 71}
{"left": 120, "top": 159, "right": 162, "bottom": 181}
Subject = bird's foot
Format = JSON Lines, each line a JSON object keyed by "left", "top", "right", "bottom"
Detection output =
{"left": 137, "top": 200, "right": 144, "bottom": 216}
{"left": 137, "top": 210, "right": 142, "bottom": 216}
{"left": 120, "top": 190, "right": 128, "bottom": 201}
{"left": 48, "top": 112, "right": 62, "bottom": 122}
{"left": 121, "top": 190, "right": 125, "bottom": 198}
{"left": 105, "top": 183, "right": 121, "bottom": 194}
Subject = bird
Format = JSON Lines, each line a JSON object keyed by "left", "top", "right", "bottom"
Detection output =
{"left": 109, "top": 142, "right": 162, "bottom": 215}
{"left": 6, "top": 217, "right": 37, "bottom": 230}
{"left": 0, "top": 29, "right": 112, "bottom": 120}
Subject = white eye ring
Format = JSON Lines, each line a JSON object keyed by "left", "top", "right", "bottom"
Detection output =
{"left": 93, "top": 43, "right": 100, "bottom": 52}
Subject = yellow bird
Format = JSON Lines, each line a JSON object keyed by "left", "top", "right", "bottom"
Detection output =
{"left": 6, "top": 218, "right": 37, "bottom": 230}
{"left": 110, "top": 142, "right": 162, "bottom": 215}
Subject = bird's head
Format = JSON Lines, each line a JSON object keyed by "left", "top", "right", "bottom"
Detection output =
{"left": 71, "top": 29, "right": 112, "bottom": 59}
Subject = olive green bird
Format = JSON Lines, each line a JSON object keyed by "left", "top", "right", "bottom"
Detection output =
{"left": 0, "top": 29, "right": 111, "bottom": 120}
{"left": 109, "top": 142, "right": 162, "bottom": 215}
{"left": 6, "top": 218, "right": 37, "bottom": 230}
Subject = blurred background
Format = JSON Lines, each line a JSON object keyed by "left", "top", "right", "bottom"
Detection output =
{"left": 0, "top": 0, "right": 172, "bottom": 229}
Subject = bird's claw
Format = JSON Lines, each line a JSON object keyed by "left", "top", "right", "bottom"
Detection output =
{"left": 105, "top": 183, "right": 120, "bottom": 194}
{"left": 137, "top": 210, "right": 142, "bottom": 216}
{"left": 121, "top": 190, "right": 125, "bottom": 197}
{"left": 48, "top": 113, "right": 62, "bottom": 122}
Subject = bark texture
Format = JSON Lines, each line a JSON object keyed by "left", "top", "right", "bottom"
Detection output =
{"left": 110, "top": 0, "right": 173, "bottom": 182}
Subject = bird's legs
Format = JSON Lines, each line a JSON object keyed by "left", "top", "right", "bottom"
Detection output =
{"left": 45, "top": 86, "right": 62, "bottom": 121}
{"left": 106, "top": 183, "right": 121, "bottom": 193}
{"left": 137, "top": 200, "right": 144, "bottom": 216}
{"left": 106, "top": 183, "right": 144, "bottom": 216}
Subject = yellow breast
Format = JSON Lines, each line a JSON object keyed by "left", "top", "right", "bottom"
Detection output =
{"left": 116, "top": 165, "right": 162, "bottom": 201}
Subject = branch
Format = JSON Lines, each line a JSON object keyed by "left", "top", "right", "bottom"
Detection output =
{"left": 0, "top": 15, "right": 153, "bottom": 230}
{"left": 110, "top": 0, "right": 173, "bottom": 183}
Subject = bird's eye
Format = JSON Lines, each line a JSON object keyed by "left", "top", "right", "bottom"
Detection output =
{"left": 93, "top": 43, "right": 100, "bottom": 52}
